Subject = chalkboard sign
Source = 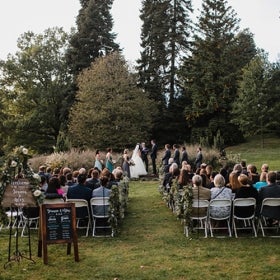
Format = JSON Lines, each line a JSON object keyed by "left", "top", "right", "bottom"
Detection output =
{"left": 45, "top": 206, "right": 72, "bottom": 241}
{"left": 38, "top": 203, "right": 79, "bottom": 264}
{"left": 1, "top": 179, "right": 36, "bottom": 208}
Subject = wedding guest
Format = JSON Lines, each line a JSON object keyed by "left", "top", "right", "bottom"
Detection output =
{"left": 177, "top": 169, "right": 191, "bottom": 189}
{"left": 140, "top": 142, "right": 149, "bottom": 172}
{"left": 180, "top": 146, "right": 188, "bottom": 165}
{"left": 253, "top": 172, "right": 268, "bottom": 191}
{"left": 194, "top": 147, "right": 203, "bottom": 170}
{"left": 94, "top": 149, "right": 103, "bottom": 172}
{"left": 192, "top": 175, "right": 211, "bottom": 216}
{"left": 122, "top": 149, "right": 131, "bottom": 178}
{"left": 173, "top": 144, "right": 180, "bottom": 166}
{"left": 105, "top": 148, "right": 114, "bottom": 173}
{"left": 247, "top": 164, "right": 260, "bottom": 184}
{"left": 150, "top": 139, "right": 158, "bottom": 175}
{"left": 235, "top": 174, "right": 259, "bottom": 217}
{"left": 67, "top": 174, "right": 92, "bottom": 203}
{"left": 210, "top": 174, "right": 232, "bottom": 218}
{"left": 162, "top": 144, "right": 171, "bottom": 168}
{"left": 86, "top": 169, "right": 100, "bottom": 190}
{"left": 228, "top": 164, "right": 242, "bottom": 193}
{"left": 45, "top": 177, "right": 64, "bottom": 199}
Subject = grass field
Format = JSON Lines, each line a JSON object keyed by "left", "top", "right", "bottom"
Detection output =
{"left": 1, "top": 135, "right": 280, "bottom": 279}
{"left": 1, "top": 180, "right": 280, "bottom": 280}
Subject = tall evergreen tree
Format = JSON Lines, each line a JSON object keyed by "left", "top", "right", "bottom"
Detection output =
{"left": 181, "top": 0, "right": 256, "bottom": 146}
{"left": 66, "top": 0, "right": 119, "bottom": 76}
{"left": 137, "top": 0, "right": 192, "bottom": 144}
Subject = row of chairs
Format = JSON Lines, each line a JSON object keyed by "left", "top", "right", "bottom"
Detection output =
{"left": 1, "top": 197, "right": 112, "bottom": 238}
{"left": 184, "top": 197, "right": 280, "bottom": 238}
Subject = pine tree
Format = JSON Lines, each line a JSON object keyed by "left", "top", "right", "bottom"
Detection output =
{"left": 181, "top": 0, "right": 256, "bottom": 145}
{"left": 66, "top": 0, "right": 119, "bottom": 76}
{"left": 137, "top": 0, "right": 192, "bottom": 143}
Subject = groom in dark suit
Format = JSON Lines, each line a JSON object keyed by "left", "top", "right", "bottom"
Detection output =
{"left": 150, "top": 139, "right": 158, "bottom": 175}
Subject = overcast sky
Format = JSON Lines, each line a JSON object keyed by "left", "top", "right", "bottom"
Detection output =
{"left": 0, "top": 0, "right": 279, "bottom": 63}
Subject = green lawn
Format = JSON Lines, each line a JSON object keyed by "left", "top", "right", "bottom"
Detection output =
{"left": 1, "top": 180, "right": 280, "bottom": 280}
{"left": 226, "top": 135, "right": 280, "bottom": 171}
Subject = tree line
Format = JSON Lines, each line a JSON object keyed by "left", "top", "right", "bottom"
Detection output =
{"left": 0, "top": 0, "right": 279, "bottom": 155}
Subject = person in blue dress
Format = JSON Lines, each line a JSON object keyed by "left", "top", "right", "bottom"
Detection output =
{"left": 105, "top": 148, "right": 114, "bottom": 173}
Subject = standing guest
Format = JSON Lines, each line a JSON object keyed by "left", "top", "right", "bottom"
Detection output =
{"left": 122, "top": 149, "right": 131, "bottom": 178}
{"left": 162, "top": 144, "right": 171, "bottom": 169}
{"left": 173, "top": 144, "right": 180, "bottom": 166}
{"left": 94, "top": 149, "right": 103, "bottom": 172}
{"left": 105, "top": 148, "right": 114, "bottom": 173}
{"left": 140, "top": 142, "right": 149, "bottom": 172}
{"left": 150, "top": 139, "right": 158, "bottom": 175}
{"left": 194, "top": 147, "right": 203, "bottom": 170}
{"left": 181, "top": 146, "right": 188, "bottom": 165}
{"left": 67, "top": 174, "right": 92, "bottom": 203}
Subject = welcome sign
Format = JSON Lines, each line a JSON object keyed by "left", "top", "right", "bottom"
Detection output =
{"left": 1, "top": 179, "right": 36, "bottom": 208}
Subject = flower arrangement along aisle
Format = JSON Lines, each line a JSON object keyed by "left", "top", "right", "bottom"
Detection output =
{"left": 0, "top": 146, "right": 44, "bottom": 224}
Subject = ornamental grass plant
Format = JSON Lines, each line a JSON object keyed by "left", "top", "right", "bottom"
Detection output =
{"left": 1, "top": 180, "right": 280, "bottom": 279}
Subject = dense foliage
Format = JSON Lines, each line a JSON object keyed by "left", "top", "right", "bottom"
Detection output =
{"left": 0, "top": 28, "right": 73, "bottom": 153}
{"left": 68, "top": 52, "right": 157, "bottom": 150}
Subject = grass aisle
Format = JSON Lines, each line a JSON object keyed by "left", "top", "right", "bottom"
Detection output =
{"left": 1, "top": 180, "right": 280, "bottom": 279}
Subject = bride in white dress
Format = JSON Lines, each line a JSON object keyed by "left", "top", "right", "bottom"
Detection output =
{"left": 130, "top": 144, "right": 147, "bottom": 178}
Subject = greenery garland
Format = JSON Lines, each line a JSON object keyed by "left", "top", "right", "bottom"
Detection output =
{"left": 0, "top": 146, "right": 44, "bottom": 224}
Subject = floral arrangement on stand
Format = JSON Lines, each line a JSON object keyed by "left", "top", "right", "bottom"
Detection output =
{"left": 0, "top": 146, "right": 44, "bottom": 224}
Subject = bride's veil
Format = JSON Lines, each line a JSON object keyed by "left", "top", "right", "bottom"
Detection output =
{"left": 132, "top": 144, "right": 139, "bottom": 159}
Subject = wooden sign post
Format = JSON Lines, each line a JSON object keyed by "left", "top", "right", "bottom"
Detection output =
{"left": 2, "top": 179, "right": 37, "bottom": 268}
{"left": 38, "top": 203, "right": 79, "bottom": 264}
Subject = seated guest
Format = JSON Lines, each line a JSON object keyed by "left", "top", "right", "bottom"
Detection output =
{"left": 210, "top": 174, "right": 232, "bottom": 218}
{"left": 92, "top": 176, "right": 111, "bottom": 216}
{"left": 86, "top": 169, "right": 100, "bottom": 190}
{"left": 228, "top": 164, "right": 242, "bottom": 193}
{"left": 192, "top": 175, "right": 211, "bottom": 216}
{"left": 177, "top": 169, "right": 191, "bottom": 189}
{"left": 45, "top": 177, "right": 64, "bottom": 200}
{"left": 235, "top": 174, "right": 259, "bottom": 218}
{"left": 67, "top": 174, "right": 92, "bottom": 202}
{"left": 258, "top": 171, "right": 280, "bottom": 220}
{"left": 162, "top": 163, "right": 179, "bottom": 192}
{"left": 247, "top": 164, "right": 260, "bottom": 184}
{"left": 253, "top": 172, "right": 268, "bottom": 191}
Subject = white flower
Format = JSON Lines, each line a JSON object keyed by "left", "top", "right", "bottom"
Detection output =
{"left": 22, "top": 148, "right": 28, "bottom": 155}
{"left": 33, "top": 173, "right": 41, "bottom": 181}
{"left": 11, "top": 160, "right": 17, "bottom": 167}
{"left": 33, "top": 190, "right": 42, "bottom": 197}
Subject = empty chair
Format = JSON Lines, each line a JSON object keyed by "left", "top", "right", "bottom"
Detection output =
{"left": 90, "top": 197, "right": 113, "bottom": 237}
{"left": 258, "top": 198, "right": 280, "bottom": 237}
{"left": 232, "top": 198, "right": 257, "bottom": 238}
{"left": 66, "top": 199, "right": 91, "bottom": 237}
{"left": 185, "top": 199, "right": 209, "bottom": 238}
{"left": 208, "top": 199, "right": 232, "bottom": 237}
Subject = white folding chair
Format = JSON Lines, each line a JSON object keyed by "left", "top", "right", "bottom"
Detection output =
{"left": 66, "top": 199, "right": 91, "bottom": 237}
{"left": 232, "top": 198, "right": 257, "bottom": 238}
{"left": 208, "top": 199, "right": 232, "bottom": 237}
{"left": 21, "top": 206, "right": 40, "bottom": 237}
{"left": 258, "top": 198, "right": 280, "bottom": 237}
{"left": 185, "top": 200, "right": 209, "bottom": 238}
{"left": 42, "top": 198, "right": 65, "bottom": 204}
{"left": 90, "top": 197, "right": 113, "bottom": 237}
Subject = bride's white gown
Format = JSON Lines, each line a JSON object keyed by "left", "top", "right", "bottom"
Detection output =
{"left": 130, "top": 144, "right": 147, "bottom": 178}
